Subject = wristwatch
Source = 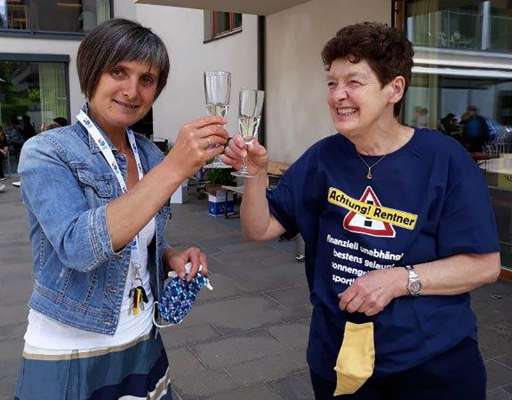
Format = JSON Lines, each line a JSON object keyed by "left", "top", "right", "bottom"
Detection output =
{"left": 404, "top": 265, "right": 422, "bottom": 296}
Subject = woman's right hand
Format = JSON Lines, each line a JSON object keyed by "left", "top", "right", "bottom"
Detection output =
{"left": 166, "top": 116, "right": 229, "bottom": 180}
{"left": 223, "top": 135, "right": 268, "bottom": 176}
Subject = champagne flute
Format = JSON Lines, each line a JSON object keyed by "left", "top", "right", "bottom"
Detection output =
{"left": 231, "top": 89, "right": 265, "bottom": 178}
{"left": 204, "top": 71, "right": 231, "bottom": 166}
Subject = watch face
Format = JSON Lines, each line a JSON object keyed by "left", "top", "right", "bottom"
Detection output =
{"left": 410, "top": 281, "right": 422, "bottom": 294}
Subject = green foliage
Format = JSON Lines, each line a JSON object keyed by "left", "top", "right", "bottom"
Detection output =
{"left": 27, "top": 88, "right": 40, "bottom": 103}
{"left": 206, "top": 168, "right": 235, "bottom": 186}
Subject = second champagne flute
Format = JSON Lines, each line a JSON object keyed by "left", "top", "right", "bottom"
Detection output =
{"left": 204, "top": 71, "right": 231, "bottom": 166}
{"left": 231, "top": 89, "right": 265, "bottom": 179}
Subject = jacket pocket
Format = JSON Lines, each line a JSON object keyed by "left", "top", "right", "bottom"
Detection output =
{"left": 72, "top": 163, "right": 116, "bottom": 205}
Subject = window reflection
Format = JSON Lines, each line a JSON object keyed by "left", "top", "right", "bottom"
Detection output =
{"left": 406, "top": 0, "right": 512, "bottom": 53}
{"left": 0, "top": 0, "right": 30, "bottom": 31}
{"left": 405, "top": 73, "right": 512, "bottom": 133}
{"left": 0, "top": 0, "right": 110, "bottom": 34}
{"left": 0, "top": 61, "right": 69, "bottom": 135}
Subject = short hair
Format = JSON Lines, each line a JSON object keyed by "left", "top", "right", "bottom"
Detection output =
{"left": 321, "top": 22, "right": 414, "bottom": 116}
{"left": 46, "top": 123, "right": 61, "bottom": 130}
{"left": 53, "top": 117, "right": 69, "bottom": 126}
{"left": 77, "top": 18, "right": 170, "bottom": 100}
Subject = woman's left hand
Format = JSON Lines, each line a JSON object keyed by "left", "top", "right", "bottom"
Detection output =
{"left": 338, "top": 268, "right": 407, "bottom": 316}
{"left": 164, "top": 246, "right": 208, "bottom": 281}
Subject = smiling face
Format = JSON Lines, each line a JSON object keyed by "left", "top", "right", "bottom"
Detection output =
{"left": 326, "top": 58, "right": 404, "bottom": 140}
{"left": 88, "top": 60, "right": 159, "bottom": 136}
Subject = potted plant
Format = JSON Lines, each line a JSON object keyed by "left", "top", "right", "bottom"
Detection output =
{"left": 205, "top": 168, "right": 237, "bottom": 216}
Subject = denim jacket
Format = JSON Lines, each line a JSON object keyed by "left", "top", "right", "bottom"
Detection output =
{"left": 18, "top": 118, "right": 171, "bottom": 335}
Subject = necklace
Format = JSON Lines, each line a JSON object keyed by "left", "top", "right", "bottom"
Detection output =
{"left": 357, "top": 153, "right": 387, "bottom": 180}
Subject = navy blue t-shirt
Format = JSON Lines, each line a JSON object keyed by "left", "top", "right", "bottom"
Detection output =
{"left": 267, "top": 128, "right": 499, "bottom": 381}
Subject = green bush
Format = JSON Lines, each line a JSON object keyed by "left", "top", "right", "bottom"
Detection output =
{"left": 206, "top": 168, "right": 235, "bottom": 186}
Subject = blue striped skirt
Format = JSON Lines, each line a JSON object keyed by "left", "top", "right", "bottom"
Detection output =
{"left": 15, "top": 330, "right": 172, "bottom": 400}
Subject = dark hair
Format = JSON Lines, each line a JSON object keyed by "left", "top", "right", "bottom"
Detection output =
{"left": 77, "top": 18, "right": 170, "bottom": 100}
{"left": 53, "top": 117, "right": 69, "bottom": 126}
{"left": 321, "top": 22, "right": 414, "bottom": 116}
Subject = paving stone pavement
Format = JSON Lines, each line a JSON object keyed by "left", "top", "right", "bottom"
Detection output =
{"left": 0, "top": 178, "right": 511, "bottom": 399}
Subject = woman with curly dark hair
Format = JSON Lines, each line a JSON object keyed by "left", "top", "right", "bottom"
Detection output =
{"left": 224, "top": 22, "right": 500, "bottom": 399}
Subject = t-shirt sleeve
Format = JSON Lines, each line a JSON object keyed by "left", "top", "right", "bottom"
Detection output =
{"left": 267, "top": 163, "right": 301, "bottom": 236}
{"left": 266, "top": 146, "right": 323, "bottom": 238}
{"left": 437, "top": 147, "right": 499, "bottom": 257}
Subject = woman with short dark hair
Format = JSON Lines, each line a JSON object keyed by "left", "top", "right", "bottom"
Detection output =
{"left": 224, "top": 22, "right": 501, "bottom": 399}
{"left": 14, "top": 19, "right": 228, "bottom": 399}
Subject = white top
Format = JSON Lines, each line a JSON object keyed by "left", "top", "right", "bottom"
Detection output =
{"left": 24, "top": 217, "right": 156, "bottom": 350}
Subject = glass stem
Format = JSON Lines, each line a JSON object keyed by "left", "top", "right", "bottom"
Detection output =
{"left": 242, "top": 153, "right": 248, "bottom": 173}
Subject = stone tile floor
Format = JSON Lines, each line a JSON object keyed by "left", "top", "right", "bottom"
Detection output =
{"left": 0, "top": 178, "right": 511, "bottom": 399}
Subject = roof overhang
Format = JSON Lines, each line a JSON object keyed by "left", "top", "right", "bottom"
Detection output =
{"left": 133, "top": 0, "right": 310, "bottom": 15}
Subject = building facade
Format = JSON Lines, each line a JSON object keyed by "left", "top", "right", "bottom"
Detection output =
{"left": 0, "top": 1, "right": 118, "bottom": 131}
{"left": 1, "top": 0, "right": 510, "bottom": 272}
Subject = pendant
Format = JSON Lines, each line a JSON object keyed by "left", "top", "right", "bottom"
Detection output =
{"left": 367, "top": 168, "right": 372, "bottom": 180}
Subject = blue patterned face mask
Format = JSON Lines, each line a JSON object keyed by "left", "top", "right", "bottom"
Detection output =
{"left": 153, "top": 263, "right": 213, "bottom": 327}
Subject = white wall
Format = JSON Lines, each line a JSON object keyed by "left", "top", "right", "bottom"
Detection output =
{"left": 266, "top": 0, "right": 392, "bottom": 163}
{"left": 115, "top": 0, "right": 137, "bottom": 20}
{"left": 134, "top": 5, "right": 259, "bottom": 143}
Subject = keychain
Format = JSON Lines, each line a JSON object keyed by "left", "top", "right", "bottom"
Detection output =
{"left": 129, "top": 284, "right": 149, "bottom": 315}
{"left": 129, "top": 263, "right": 149, "bottom": 316}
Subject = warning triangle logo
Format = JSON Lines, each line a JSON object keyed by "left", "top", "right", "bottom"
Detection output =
{"left": 343, "top": 186, "right": 396, "bottom": 238}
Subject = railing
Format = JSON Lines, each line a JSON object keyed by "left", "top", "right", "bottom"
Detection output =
{"left": 407, "top": 9, "right": 512, "bottom": 53}
{"left": 491, "top": 15, "right": 512, "bottom": 52}
{"left": 484, "top": 128, "right": 512, "bottom": 156}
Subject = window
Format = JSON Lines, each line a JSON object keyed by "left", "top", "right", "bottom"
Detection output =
{"left": 400, "top": 0, "right": 512, "bottom": 272}
{"left": 0, "top": 58, "right": 70, "bottom": 136}
{"left": 0, "top": 0, "right": 111, "bottom": 35}
{"left": 406, "top": 0, "right": 512, "bottom": 53}
{"left": 204, "top": 10, "right": 242, "bottom": 42}
{"left": 404, "top": 71, "right": 512, "bottom": 129}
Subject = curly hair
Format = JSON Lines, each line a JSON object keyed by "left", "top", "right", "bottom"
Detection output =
{"left": 321, "top": 22, "right": 414, "bottom": 116}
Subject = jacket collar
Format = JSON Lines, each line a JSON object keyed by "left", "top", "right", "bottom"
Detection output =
{"left": 76, "top": 104, "right": 122, "bottom": 155}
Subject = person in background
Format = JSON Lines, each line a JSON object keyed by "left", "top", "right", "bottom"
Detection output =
{"left": 40, "top": 117, "right": 68, "bottom": 133}
{"left": 224, "top": 22, "right": 500, "bottom": 400}
{"left": 14, "top": 18, "right": 228, "bottom": 399}
{"left": 53, "top": 116, "right": 69, "bottom": 126}
{"left": 40, "top": 122, "right": 60, "bottom": 132}
{"left": 5, "top": 117, "right": 24, "bottom": 155}
{"left": 413, "top": 106, "right": 428, "bottom": 128}
{"left": 21, "top": 115, "right": 36, "bottom": 141}
{"left": 0, "top": 125, "right": 8, "bottom": 181}
{"left": 439, "top": 112, "right": 462, "bottom": 143}
{"left": 439, "top": 113, "right": 458, "bottom": 135}
{"left": 462, "top": 105, "right": 490, "bottom": 152}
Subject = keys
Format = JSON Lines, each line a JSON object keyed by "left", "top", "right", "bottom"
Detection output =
{"left": 129, "top": 286, "right": 149, "bottom": 316}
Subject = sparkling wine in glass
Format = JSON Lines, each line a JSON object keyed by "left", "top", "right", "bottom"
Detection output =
{"left": 204, "top": 71, "right": 231, "bottom": 166}
{"left": 231, "top": 89, "right": 265, "bottom": 178}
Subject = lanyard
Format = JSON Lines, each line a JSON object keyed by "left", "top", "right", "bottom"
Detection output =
{"left": 77, "top": 109, "right": 154, "bottom": 316}
{"left": 76, "top": 110, "right": 144, "bottom": 251}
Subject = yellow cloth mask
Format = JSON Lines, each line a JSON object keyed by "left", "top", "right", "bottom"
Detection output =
{"left": 333, "top": 321, "right": 375, "bottom": 396}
